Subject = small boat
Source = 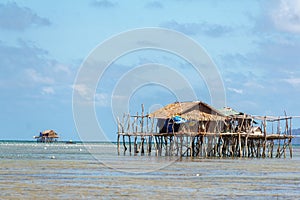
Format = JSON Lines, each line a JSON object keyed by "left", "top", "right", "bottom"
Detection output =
{"left": 66, "top": 140, "right": 76, "bottom": 144}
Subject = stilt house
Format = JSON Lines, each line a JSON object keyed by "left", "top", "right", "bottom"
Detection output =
{"left": 34, "top": 130, "right": 59, "bottom": 143}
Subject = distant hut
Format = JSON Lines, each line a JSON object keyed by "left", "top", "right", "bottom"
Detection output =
{"left": 34, "top": 130, "right": 59, "bottom": 143}
{"left": 148, "top": 101, "right": 225, "bottom": 134}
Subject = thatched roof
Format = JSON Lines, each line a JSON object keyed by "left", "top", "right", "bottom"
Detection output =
{"left": 148, "top": 101, "right": 225, "bottom": 121}
{"left": 41, "top": 130, "right": 59, "bottom": 138}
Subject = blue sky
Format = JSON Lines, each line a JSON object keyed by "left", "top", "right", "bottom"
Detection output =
{"left": 1, "top": 0, "right": 300, "bottom": 141}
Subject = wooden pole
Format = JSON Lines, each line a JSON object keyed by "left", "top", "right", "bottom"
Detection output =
{"left": 117, "top": 117, "right": 121, "bottom": 155}
{"left": 127, "top": 114, "right": 131, "bottom": 153}
{"left": 134, "top": 112, "right": 138, "bottom": 154}
{"left": 117, "top": 134, "right": 120, "bottom": 155}
{"left": 141, "top": 136, "right": 145, "bottom": 155}
{"left": 289, "top": 138, "right": 293, "bottom": 158}
{"left": 122, "top": 135, "right": 127, "bottom": 152}
{"left": 276, "top": 117, "right": 281, "bottom": 158}
{"left": 180, "top": 135, "right": 183, "bottom": 157}
{"left": 289, "top": 118, "right": 293, "bottom": 158}
{"left": 270, "top": 140, "right": 274, "bottom": 158}
{"left": 154, "top": 136, "right": 159, "bottom": 156}
{"left": 141, "top": 104, "right": 144, "bottom": 133}
{"left": 128, "top": 136, "right": 131, "bottom": 154}
{"left": 141, "top": 105, "right": 145, "bottom": 155}
{"left": 238, "top": 132, "right": 242, "bottom": 157}
{"left": 262, "top": 116, "right": 267, "bottom": 158}
{"left": 148, "top": 135, "right": 152, "bottom": 154}
{"left": 190, "top": 135, "right": 194, "bottom": 157}
{"left": 245, "top": 137, "right": 248, "bottom": 157}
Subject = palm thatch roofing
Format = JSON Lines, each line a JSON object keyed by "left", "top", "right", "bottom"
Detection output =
{"left": 148, "top": 101, "right": 225, "bottom": 121}
{"left": 41, "top": 130, "right": 59, "bottom": 138}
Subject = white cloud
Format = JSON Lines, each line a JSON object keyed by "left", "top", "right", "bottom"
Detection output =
{"left": 91, "top": 0, "right": 117, "bottom": 8}
{"left": 54, "top": 63, "right": 71, "bottom": 75}
{"left": 145, "top": 1, "right": 164, "bottom": 9}
{"left": 25, "top": 68, "right": 54, "bottom": 84}
{"left": 0, "top": 2, "right": 50, "bottom": 31}
{"left": 283, "top": 78, "right": 300, "bottom": 86}
{"left": 160, "top": 20, "right": 232, "bottom": 37}
{"left": 228, "top": 87, "right": 243, "bottom": 94}
{"left": 72, "top": 85, "right": 110, "bottom": 107}
{"left": 244, "top": 81, "right": 264, "bottom": 89}
{"left": 42, "top": 87, "right": 55, "bottom": 95}
{"left": 73, "top": 84, "right": 93, "bottom": 101}
{"left": 95, "top": 93, "right": 109, "bottom": 107}
{"left": 271, "top": 0, "right": 300, "bottom": 33}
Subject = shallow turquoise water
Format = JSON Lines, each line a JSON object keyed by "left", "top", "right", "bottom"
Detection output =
{"left": 0, "top": 141, "right": 299, "bottom": 199}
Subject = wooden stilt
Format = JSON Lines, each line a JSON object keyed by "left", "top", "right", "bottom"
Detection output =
{"left": 122, "top": 135, "right": 127, "bottom": 152}
{"left": 148, "top": 136, "right": 152, "bottom": 154}
{"left": 262, "top": 117, "right": 267, "bottom": 158}
{"left": 141, "top": 136, "right": 145, "bottom": 155}
{"left": 134, "top": 136, "right": 138, "bottom": 154}
{"left": 128, "top": 136, "right": 131, "bottom": 154}
{"left": 270, "top": 140, "right": 274, "bottom": 158}
{"left": 180, "top": 135, "right": 183, "bottom": 157}
{"left": 117, "top": 134, "right": 120, "bottom": 155}
{"left": 238, "top": 132, "right": 242, "bottom": 157}
{"left": 289, "top": 138, "right": 293, "bottom": 158}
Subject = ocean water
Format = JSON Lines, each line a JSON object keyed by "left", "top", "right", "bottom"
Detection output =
{"left": 0, "top": 141, "right": 299, "bottom": 199}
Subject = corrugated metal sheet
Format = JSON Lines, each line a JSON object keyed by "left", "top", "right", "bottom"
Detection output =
{"left": 218, "top": 107, "right": 240, "bottom": 116}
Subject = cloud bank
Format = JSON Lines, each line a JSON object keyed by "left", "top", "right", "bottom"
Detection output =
{"left": 161, "top": 20, "right": 233, "bottom": 37}
{"left": 0, "top": 2, "right": 50, "bottom": 31}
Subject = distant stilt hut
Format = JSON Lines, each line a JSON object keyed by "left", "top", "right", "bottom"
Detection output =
{"left": 34, "top": 130, "right": 59, "bottom": 143}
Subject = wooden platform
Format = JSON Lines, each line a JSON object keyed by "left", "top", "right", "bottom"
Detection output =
{"left": 117, "top": 131, "right": 293, "bottom": 158}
